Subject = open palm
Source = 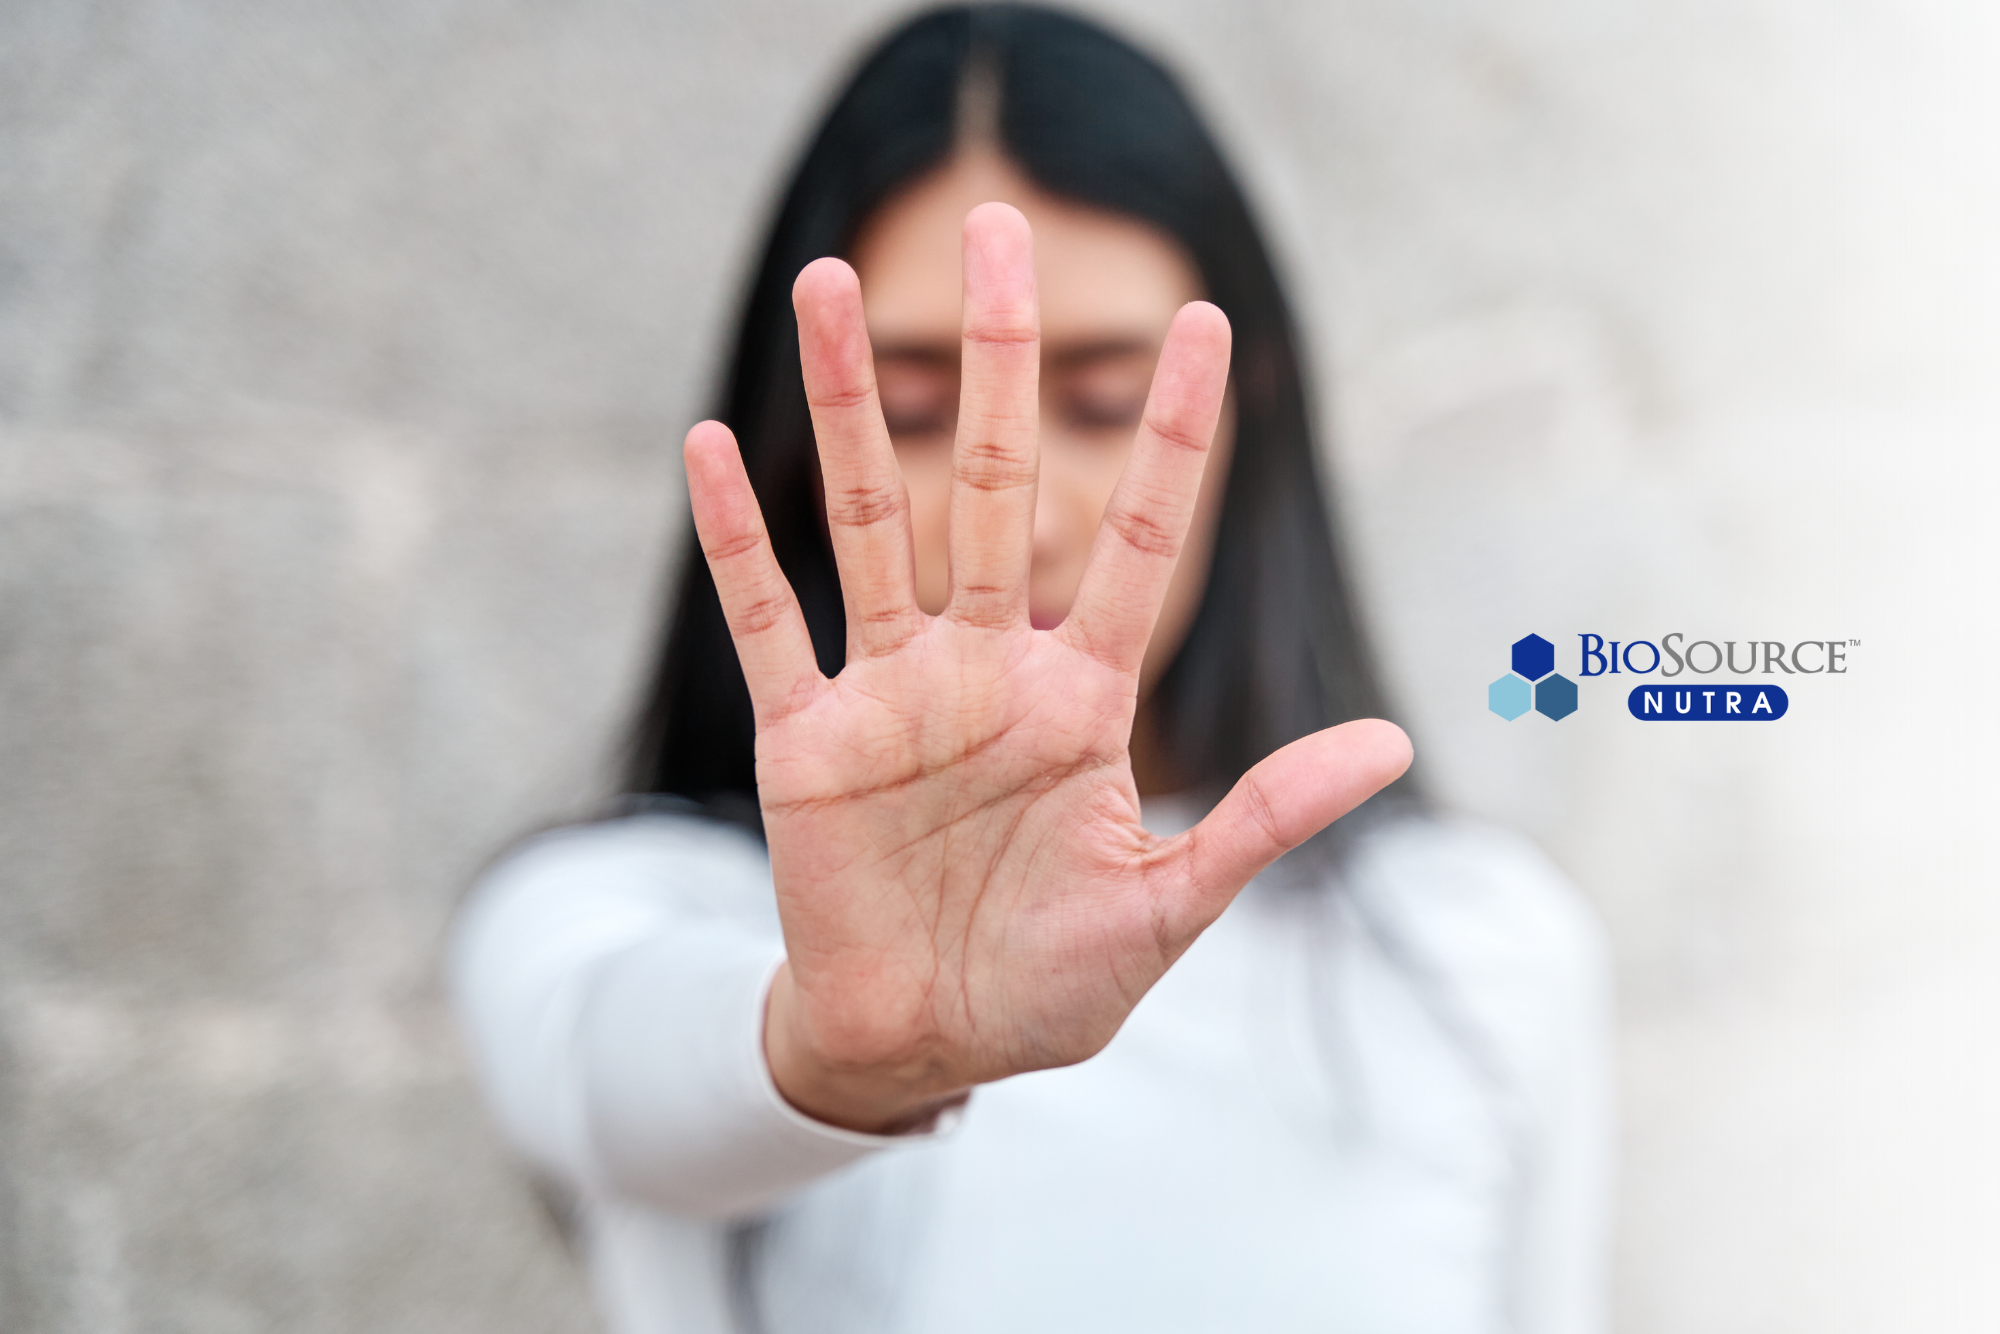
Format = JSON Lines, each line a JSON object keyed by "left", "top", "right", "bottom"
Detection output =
{"left": 684, "top": 203, "right": 1411, "bottom": 1132}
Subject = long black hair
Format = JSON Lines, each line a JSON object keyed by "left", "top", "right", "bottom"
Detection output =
{"left": 626, "top": 3, "right": 1413, "bottom": 835}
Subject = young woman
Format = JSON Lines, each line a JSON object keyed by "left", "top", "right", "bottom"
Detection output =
{"left": 451, "top": 8, "right": 1610, "bottom": 1333}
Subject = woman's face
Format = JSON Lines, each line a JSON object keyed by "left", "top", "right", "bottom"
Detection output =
{"left": 850, "top": 150, "right": 1233, "bottom": 695}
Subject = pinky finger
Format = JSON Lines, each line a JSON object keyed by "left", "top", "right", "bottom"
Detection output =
{"left": 684, "top": 420, "right": 824, "bottom": 724}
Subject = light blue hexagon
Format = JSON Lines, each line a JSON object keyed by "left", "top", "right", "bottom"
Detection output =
{"left": 1488, "top": 672, "right": 1532, "bottom": 721}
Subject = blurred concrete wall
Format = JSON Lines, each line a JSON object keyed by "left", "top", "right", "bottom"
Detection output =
{"left": 2, "top": 1, "right": 1995, "bottom": 1330}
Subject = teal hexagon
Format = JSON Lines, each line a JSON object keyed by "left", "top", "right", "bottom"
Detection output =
{"left": 1488, "top": 672, "right": 1532, "bottom": 720}
{"left": 1535, "top": 672, "right": 1578, "bottom": 720}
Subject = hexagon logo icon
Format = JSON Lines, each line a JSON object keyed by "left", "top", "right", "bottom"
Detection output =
{"left": 1534, "top": 672, "right": 1578, "bottom": 720}
{"left": 1511, "top": 633, "right": 1555, "bottom": 682}
{"left": 1489, "top": 673, "right": 1532, "bottom": 721}
{"left": 1491, "top": 633, "right": 1577, "bottom": 721}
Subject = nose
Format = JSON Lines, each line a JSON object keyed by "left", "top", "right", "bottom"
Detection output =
{"left": 1031, "top": 468, "right": 1063, "bottom": 565}
{"left": 1026, "top": 427, "right": 1084, "bottom": 631}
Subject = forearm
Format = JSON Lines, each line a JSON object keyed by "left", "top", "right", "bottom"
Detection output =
{"left": 572, "top": 933, "right": 928, "bottom": 1218}
{"left": 449, "top": 819, "right": 955, "bottom": 1221}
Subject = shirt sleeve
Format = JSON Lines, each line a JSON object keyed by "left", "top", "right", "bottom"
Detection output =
{"left": 1497, "top": 850, "right": 1614, "bottom": 1334}
{"left": 1351, "top": 820, "right": 1615, "bottom": 1334}
{"left": 448, "top": 815, "right": 955, "bottom": 1221}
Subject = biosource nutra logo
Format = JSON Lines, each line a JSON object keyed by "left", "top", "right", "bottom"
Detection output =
{"left": 1488, "top": 633, "right": 1855, "bottom": 722}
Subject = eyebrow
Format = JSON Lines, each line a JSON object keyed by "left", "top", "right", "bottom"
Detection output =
{"left": 870, "top": 335, "right": 1161, "bottom": 370}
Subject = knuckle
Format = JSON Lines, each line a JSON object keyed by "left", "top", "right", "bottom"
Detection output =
{"left": 1103, "top": 504, "right": 1181, "bottom": 559}
{"left": 961, "top": 323, "right": 1038, "bottom": 349}
{"left": 1056, "top": 616, "right": 1136, "bottom": 680}
{"left": 1143, "top": 411, "right": 1211, "bottom": 455}
{"left": 807, "top": 381, "right": 875, "bottom": 411}
{"left": 1058, "top": 615, "right": 1124, "bottom": 671}
{"left": 856, "top": 606, "right": 919, "bottom": 651}
{"left": 827, "top": 481, "right": 904, "bottom": 529}
{"left": 948, "top": 591, "right": 1016, "bottom": 629}
{"left": 761, "top": 673, "right": 822, "bottom": 725}
{"left": 954, "top": 440, "right": 1035, "bottom": 493}
{"left": 704, "top": 529, "right": 765, "bottom": 562}
{"left": 1242, "top": 776, "right": 1290, "bottom": 850}
{"left": 732, "top": 592, "right": 794, "bottom": 637}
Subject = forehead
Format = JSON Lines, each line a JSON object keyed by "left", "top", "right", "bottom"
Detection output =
{"left": 850, "top": 150, "right": 1202, "bottom": 343}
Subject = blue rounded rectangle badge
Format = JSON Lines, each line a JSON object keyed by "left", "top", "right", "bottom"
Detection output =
{"left": 1628, "top": 685, "right": 1789, "bottom": 720}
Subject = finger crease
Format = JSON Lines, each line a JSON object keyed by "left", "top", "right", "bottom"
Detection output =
{"left": 1104, "top": 506, "right": 1181, "bottom": 559}
{"left": 828, "top": 483, "right": 905, "bottom": 528}
{"left": 953, "top": 454, "right": 1035, "bottom": 492}
{"left": 1143, "top": 414, "right": 1212, "bottom": 455}
{"left": 732, "top": 594, "right": 796, "bottom": 636}
{"left": 961, "top": 326, "right": 1039, "bottom": 348}
{"left": 704, "top": 530, "right": 766, "bottom": 562}
{"left": 807, "top": 383, "right": 876, "bottom": 411}
{"left": 1242, "top": 776, "right": 1289, "bottom": 852}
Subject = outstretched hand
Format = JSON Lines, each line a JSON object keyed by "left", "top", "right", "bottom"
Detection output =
{"left": 684, "top": 203, "right": 1412, "bottom": 1133}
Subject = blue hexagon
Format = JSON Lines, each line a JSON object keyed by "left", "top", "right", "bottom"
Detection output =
{"left": 1488, "top": 673, "right": 1531, "bottom": 721}
{"left": 1511, "top": 633, "right": 1555, "bottom": 682}
{"left": 1534, "top": 672, "right": 1578, "bottom": 720}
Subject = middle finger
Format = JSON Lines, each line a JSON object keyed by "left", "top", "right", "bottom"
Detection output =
{"left": 946, "top": 203, "right": 1040, "bottom": 631}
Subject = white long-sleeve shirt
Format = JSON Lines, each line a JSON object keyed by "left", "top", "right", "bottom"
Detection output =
{"left": 450, "top": 799, "right": 1611, "bottom": 1334}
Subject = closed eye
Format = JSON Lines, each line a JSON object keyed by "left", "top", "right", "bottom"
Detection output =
{"left": 874, "top": 349, "right": 959, "bottom": 444}
{"left": 1048, "top": 345, "right": 1156, "bottom": 436}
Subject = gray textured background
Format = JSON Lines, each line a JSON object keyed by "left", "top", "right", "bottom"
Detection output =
{"left": 3, "top": 1, "right": 1996, "bottom": 1330}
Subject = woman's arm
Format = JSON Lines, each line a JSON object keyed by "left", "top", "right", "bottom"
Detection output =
{"left": 449, "top": 815, "right": 951, "bottom": 1221}
{"left": 1351, "top": 821, "right": 1614, "bottom": 1334}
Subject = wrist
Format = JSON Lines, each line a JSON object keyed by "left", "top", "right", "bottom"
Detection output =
{"left": 762, "top": 962, "right": 969, "bottom": 1135}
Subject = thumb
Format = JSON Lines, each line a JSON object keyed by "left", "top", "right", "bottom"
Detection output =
{"left": 1161, "top": 719, "right": 1413, "bottom": 943}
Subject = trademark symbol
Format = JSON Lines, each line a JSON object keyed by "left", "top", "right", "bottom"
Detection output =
{"left": 1849, "top": 639, "right": 1860, "bottom": 647}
